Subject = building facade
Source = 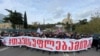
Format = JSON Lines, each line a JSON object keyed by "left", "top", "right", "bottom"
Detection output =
{"left": 62, "top": 13, "right": 73, "bottom": 32}
{"left": 62, "top": 13, "right": 73, "bottom": 24}
{"left": 0, "top": 22, "right": 12, "bottom": 29}
{"left": 0, "top": 22, "right": 24, "bottom": 29}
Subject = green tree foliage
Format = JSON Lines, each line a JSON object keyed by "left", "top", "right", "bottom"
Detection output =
{"left": 3, "top": 9, "right": 23, "bottom": 29}
{"left": 28, "top": 25, "right": 38, "bottom": 30}
{"left": 23, "top": 11, "right": 28, "bottom": 29}
{"left": 75, "top": 16, "right": 100, "bottom": 34}
{"left": 64, "top": 22, "right": 70, "bottom": 31}
{"left": 79, "top": 19, "right": 88, "bottom": 25}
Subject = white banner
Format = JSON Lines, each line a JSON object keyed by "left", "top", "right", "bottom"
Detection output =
{"left": 1, "top": 36, "right": 93, "bottom": 52}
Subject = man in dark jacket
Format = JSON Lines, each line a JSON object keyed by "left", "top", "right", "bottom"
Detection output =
{"left": 96, "top": 38, "right": 100, "bottom": 51}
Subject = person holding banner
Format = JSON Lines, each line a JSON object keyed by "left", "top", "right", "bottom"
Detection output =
{"left": 96, "top": 39, "right": 100, "bottom": 51}
{"left": 0, "top": 34, "right": 4, "bottom": 46}
{"left": 0, "top": 37, "right": 2, "bottom": 46}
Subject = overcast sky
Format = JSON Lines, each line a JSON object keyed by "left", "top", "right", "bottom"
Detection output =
{"left": 0, "top": 0, "right": 100, "bottom": 24}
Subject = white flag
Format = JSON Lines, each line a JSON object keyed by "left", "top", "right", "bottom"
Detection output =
{"left": 37, "top": 28, "right": 42, "bottom": 34}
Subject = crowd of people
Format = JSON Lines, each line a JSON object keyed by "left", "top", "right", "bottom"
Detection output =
{"left": 0, "top": 31, "right": 91, "bottom": 39}
{"left": 0, "top": 30, "right": 100, "bottom": 52}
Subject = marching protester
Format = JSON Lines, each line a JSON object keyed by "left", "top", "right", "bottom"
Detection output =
{"left": 96, "top": 40, "right": 100, "bottom": 51}
{"left": 0, "top": 29, "right": 96, "bottom": 55}
{"left": 0, "top": 34, "right": 2, "bottom": 46}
